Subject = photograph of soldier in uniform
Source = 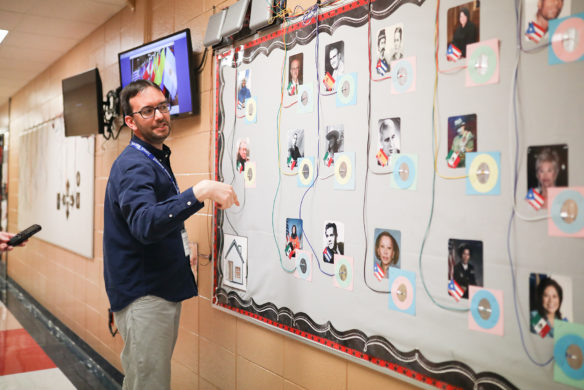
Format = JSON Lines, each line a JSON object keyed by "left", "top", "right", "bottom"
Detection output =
{"left": 447, "top": 239, "right": 483, "bottom": 300}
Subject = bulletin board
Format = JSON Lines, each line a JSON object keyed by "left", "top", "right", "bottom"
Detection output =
{"left": 212, "top": 0, "right": 584, "bottom": 389}
{"left": 18, "top": 117, "right": 94, "bottom": 258}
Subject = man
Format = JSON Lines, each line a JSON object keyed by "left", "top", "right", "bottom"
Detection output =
{"left": 378, "top": 118, "right": 400, "bottom": 166}
{"left": 287, "top": 58, "right": 301, "bottom": 96}
{"left": 447, "top": 117, "right": 474, "bottom": 168}
{"left": 326, "top": 127, "right": 342, "bottom": 155}
{"left": 104, "top": 79, "right": 238, "bottom": 390}
{"left": 326, "top": 45, "right": 344, "bottom": 90}
{"left": 323, "top": 222, "right": 344, "bottom": 264}
{"left": 532, "top": 0, "right": 564, "bottom": 35}
{"left": 390, "top": 26, "right": 404, "bottom": 62}
{"left": 376, "top": 29, "right": 389, "bottom": 76}
{"left": 288, "top": 132, "right": 302, "bottom": 167}
{"left": 452, "top": 244, "right": 477, "bottom": 299}
{"left": 237, "top": 78, "right": 251, "bottom": 108}
{"left": 236, "top": 139, "right": 249, "bottom": 173}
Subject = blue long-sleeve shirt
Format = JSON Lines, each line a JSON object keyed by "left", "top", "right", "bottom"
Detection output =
{"left": 104, "top": 136, "right": 204, "bottom": 311}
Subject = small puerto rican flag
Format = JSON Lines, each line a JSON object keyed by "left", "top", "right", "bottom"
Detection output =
{"left": 323, "top": 72, "right": 335, "bottom": 91}
{"left": 448, "top": 279, "right": 464, "bottom": 302}
{"left": 531, "top": 312, "right": 551, "bottom": 338}
{"left": 376, "top": 149, "right": 389, "bottom": 167}
{"left": 525, "top": 21, "right": 545, "bottom": 43}
{"left": 446, "top": 150, "right": 461, "bottom": 168}
{"left": 285, "top": 242, "right": 295, "bottom": 259}
{"left": 376, "top": 59, "right": 389, "bottom": 76}
{"left": 323, "top": 151, "right": 333, "bottom": 167}
{"left": 373, "top": 262, "right": 385, "bottom": 281}
{"left": 526, "top": 188, "right": 545, "bottom": 210}
{"left": 447, "top": 44, "right": 462, "bottom": 61}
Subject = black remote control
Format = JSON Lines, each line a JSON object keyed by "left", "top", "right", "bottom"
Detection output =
{"left": 7, "top": 224, "right": 42, "bottom": 246}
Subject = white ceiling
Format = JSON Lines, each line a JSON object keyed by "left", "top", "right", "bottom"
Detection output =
{"left": 0, "top": 0, "right": 129, "bottom": 108}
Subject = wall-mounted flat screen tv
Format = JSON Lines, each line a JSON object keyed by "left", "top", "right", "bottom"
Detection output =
{"left": 118, "top": 29, "right": 198, "bottom": 117}
{"left": 62, "top": 68, "right": 104, "bottom": 137}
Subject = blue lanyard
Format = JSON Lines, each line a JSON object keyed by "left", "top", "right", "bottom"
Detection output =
{"left": 130, "top": 141, "right": 180, "bottom": 195}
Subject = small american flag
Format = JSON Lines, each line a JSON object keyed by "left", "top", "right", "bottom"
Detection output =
{"left": 447, "top": 44, "right": 462, "bottom": 61}
{"left": 525, "top": 21, "right": 545, "bottom": 43}
{"left": 526, "top": 188, "right": 544, "bottom": 210}
{"left": 448, "top": 279, "right": 463, "bottom": 302}
{"left": 373, "top": 262, "right": 385, "bottom": 281}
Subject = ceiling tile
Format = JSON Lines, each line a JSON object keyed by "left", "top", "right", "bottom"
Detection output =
{"left": 0, "top": 0, "right": 36, "bottom": 13}
{"left": 0, "top": 0, "right": 127, "bottom": 106}
{"left": 0, "top": 10, "right": 25, "bottom": 31}
{"left": 2, "top": 31, "right": 78, "bottom": 52}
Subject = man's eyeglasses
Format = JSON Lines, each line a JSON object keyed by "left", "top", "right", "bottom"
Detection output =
{"left": 129, "top": 102, "right": 171, "bottom": 119}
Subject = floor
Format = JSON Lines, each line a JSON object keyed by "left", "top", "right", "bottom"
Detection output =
{"left": 0, "top": 276, "right": 122, "bottom": 390}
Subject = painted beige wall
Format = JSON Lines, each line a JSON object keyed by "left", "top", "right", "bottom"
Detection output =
{"left": 1, "top": 0, "right": 418, "bottom": 388}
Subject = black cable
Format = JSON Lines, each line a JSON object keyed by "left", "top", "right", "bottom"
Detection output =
{"left": 195, "top": 48, "right": 209, "bottom": 73}
{"left": 363, "top": 0, "right": 389, "bottom": 294}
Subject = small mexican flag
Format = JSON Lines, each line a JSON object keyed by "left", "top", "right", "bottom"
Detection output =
{"left": 236, "top": 161, "right": 244, "bottom": 173}
{"left": 446, "top": 150, "right": 461, "bottom": 168}
{"left": 531, "top": 313, "right": 551, "bottom": 338}
{"left": 323, "top": 152, "right": 333, "bottom": 167}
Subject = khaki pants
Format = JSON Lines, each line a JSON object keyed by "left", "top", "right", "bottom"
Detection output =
{"left": 114, "top": 295, "right": 182, "bottom": 390}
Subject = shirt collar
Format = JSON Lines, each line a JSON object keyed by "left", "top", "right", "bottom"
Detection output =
{"left": 131, "top": 135, "right": 171, "bottom": 160}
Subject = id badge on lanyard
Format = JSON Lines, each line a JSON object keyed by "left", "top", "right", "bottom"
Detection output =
{"left": 181, "top": 229, "right": 191, "bottom": 257}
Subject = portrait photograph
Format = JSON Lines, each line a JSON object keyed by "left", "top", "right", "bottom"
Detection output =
{"left": 322, "top": 220, "right": 345, "bottom": 264}
{"left": 323, "top": 41, "right": 345, "bottom": 91}
{"left": 323, "top": 124, "right": 345, "bottom": 163}
{"left": 523, "top": 0, "right": 571, "bottom": 42}
{"left": 526, "top": 144, "right": 568, "bottom": 209}
{"left": 446, "top": 1, "right": 480, "bottom": 60}
{"left": 375, "top": 27, "right": 390, "bottom": 76}
{"left": 388, "top": 23, "right": 405, "bottom": 63}
{"left": 446, "top": 113, "right": 477, "bottom": 168}
{"left": 373, "top": 228, "right": 401, "bottom": 280}
{"left": 236, "top": 138, "right": 250, "bottom": 174}
{"left": 285, "top": 218, "right": 303, "bottom": 258}
{"left": 287, "top": 53, "right": 304, "bottom": 96}
{"left": 529, "top": 273, "right": 573, "bottom": 338}
{"left": 447, "top": 238, "right": 483, "bottom": 300}
{"left": 237, "top": 69, "right": 252, "bottom": 109}
{"left": 286, "top": 128, "right": 305, "bottom": 169}
{"left": 376, "top": 117, "right": 401, "bottom": 167}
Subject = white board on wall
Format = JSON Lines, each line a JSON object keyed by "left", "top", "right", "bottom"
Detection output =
{"left": 18, "top": 117, "right": 94, "bottom": 258}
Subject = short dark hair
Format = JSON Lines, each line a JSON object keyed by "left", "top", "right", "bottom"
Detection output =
{"left": 120, "top": 79, "right": 161, "bottom": 116}
{"left": 458, "top": 243, "right": 471, "bottom": 258}
{"left": 325, "top": 222, "right": 337, "bottom": 237}
{"left": 394, "top": 26, "right": 402, "bottom": 39}
{"left": 537, "top": 278, "right": 563, "bottom": 319}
